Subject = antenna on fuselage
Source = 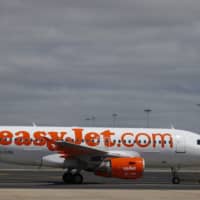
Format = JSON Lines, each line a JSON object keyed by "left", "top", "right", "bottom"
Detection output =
{"left": 170, "top": 124, "right": 175, "bottom": 129}
{"left": 32, "top": 122, "right": 37, "bottom": 127}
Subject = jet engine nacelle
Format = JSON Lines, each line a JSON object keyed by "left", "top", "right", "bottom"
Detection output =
{"left": 95, "top": 157, "right": 145, "bottom": 179}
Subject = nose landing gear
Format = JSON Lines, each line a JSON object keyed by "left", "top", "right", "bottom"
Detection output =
{"left": 171, "top": 168, "right": 180, "bottom": 184}
{"left": 172, "top": 176, "right": 181, "bottom": 184}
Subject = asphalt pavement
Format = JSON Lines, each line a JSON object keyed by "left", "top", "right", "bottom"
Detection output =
{"left": 0, "top": 169, "right": 200, "bottom": 189}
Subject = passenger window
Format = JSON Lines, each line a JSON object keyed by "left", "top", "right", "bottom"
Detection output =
{"left": 105, "top": 139, "right": 109, "bottom": 143}
{"left": 4, "top": 138, "right": 11, "bottom": 142}
{"left": 197, "top": 140, "right": 200, "bottom": 145}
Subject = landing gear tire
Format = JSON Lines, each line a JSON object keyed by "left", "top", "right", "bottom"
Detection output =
{"left": 72, "top": 174, "right": 83, "bottom": 184}
{"left": 63, "top": 173, "right": 73, "bottom": 184}
{"left": 63, "top": 173, "right": 83, "bottom": 184}
{"left": 172, "top": 176, "right": 180, "bottom": 184}
{"left": 171, "top": 167, "right": 181, "bottom": 184}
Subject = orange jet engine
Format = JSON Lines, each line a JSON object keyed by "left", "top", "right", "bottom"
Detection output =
{"left": 95, "top": 157, "right": 144, "bottom": 179}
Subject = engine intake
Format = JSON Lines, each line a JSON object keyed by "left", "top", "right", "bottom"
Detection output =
{"left": 95, "top": 157, "right": 144, "bottom": 179}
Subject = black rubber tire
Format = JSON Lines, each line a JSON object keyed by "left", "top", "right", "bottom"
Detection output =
{"left": 72, "top": 174, "right": 83, "bottom": 184}
{"left": 62, "top": 173, "right": 73, "bottom": 184}
{"left": 172, "top": 177, "right": 180, "bottom": 184}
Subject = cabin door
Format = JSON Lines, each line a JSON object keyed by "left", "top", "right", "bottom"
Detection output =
{"left": 175, "top": 134, "right": 186, "bottom": 153}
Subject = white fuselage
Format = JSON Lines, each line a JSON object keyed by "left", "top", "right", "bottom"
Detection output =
{"left": 0, "top": 126, "right": 200, "bottom": 170}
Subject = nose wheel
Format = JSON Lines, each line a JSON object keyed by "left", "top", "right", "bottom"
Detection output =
{"left": 171, "top": 167, "right": 180, "bottom": 184}
{"left": 172, "top": 176, "right": 180, "bottom": 184}
{"left": 62, "top": 172, "right": 83, "bottom": 184}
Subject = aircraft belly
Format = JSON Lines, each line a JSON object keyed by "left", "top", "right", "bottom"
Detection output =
{"left": 141, "top": 151, "right": 175, "bottom": 168}
{"left": 0, "top": 146, "right": 49, "bottom": 166}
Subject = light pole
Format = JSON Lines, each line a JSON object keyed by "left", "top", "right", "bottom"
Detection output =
{"left": 85, "top": 117, "right": 91, "bottom": 126}
{"left": 112, "top": 113, "right": 118, "bottom": 127}
{"left": 144, "top": 109, "right": 152, "bottom": 128}
{"left": 85, "top": 116, "right": 96, "bottom": 127}
{"left": 91, "top": 116, "right": 96, "bottom": 127}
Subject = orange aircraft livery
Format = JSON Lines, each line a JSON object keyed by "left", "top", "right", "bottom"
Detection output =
{"left": 0, "top": 128, "right": 173, "bottom": 151}
{"left": 0, "top": 126, "right": 200, "bottom": 185}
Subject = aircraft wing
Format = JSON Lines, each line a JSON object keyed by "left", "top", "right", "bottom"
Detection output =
{"left": 51, "top": 140, "right": 141, "bottom": 160}
{"left": 54, "top": 141, "right": 107, "bottom": 158}
{"left": 44, "top": 137, "right": 140, "bottom": 159}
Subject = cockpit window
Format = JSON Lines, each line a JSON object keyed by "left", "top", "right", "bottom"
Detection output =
{"left": 197, "top": 140, "right": 200, "bottom": 145}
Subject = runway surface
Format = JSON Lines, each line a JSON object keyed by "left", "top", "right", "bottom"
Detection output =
{"left": 0, "top": 169, "right": 200, "bottom": 189}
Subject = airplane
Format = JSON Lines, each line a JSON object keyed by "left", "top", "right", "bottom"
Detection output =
{"left": 0, "top": 126, "right": 200, "bottom": 184}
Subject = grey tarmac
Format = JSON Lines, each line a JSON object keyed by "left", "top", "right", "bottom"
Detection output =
{"left": 0, "top": 169, "right": 199, "bottom": 189}
{"left": 0, "top": 170, "right": 200, "bottom": 200}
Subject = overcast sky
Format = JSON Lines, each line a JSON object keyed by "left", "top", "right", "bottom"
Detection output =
{"left": 0, "top": 0, "right": 200, "bottom": 131}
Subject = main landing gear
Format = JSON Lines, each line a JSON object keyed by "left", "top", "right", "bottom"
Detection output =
{"left": 171, "top": 168, "right": 181, "bottom": 184}
{"left": 62, "top": 171, "right": 83, "bottom": 184}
